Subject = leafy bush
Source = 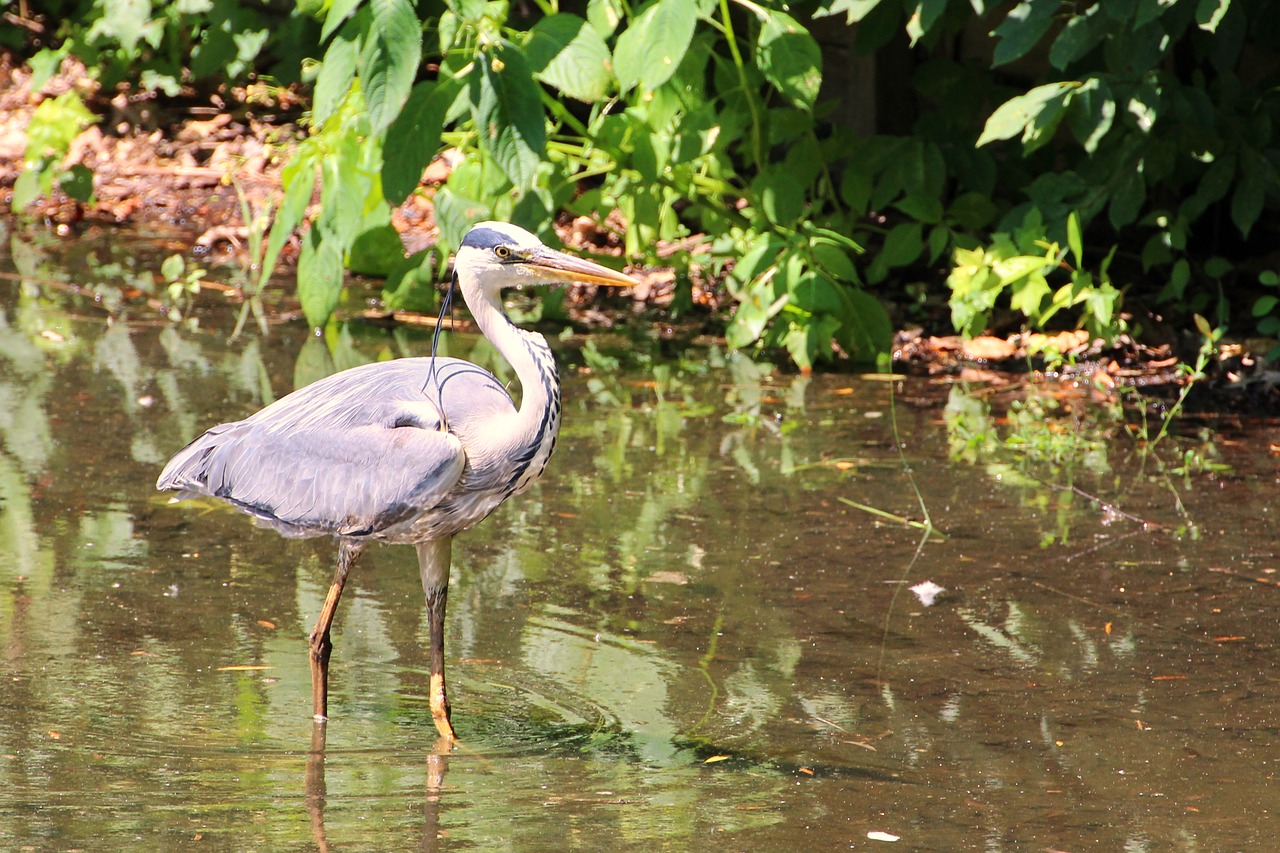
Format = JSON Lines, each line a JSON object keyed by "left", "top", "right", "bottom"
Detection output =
{"left": 13, "top": 0, "right": 1280, "bottom": 367}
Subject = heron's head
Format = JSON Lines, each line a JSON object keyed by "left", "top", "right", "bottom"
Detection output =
{"left": 455, "top": 221, "right": 634, "bottom": 296}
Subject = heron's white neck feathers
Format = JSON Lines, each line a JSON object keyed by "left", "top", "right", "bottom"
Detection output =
{"left": 455, "top": 263, "right": 560, "bottom": 493}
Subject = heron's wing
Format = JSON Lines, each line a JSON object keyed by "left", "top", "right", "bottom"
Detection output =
{"left": 157, "top": 358, "right": 515, "bottom": 537}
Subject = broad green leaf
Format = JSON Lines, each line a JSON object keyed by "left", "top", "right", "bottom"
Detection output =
{"left": 359, "top": 0, "right": 421, "bottom": 134}
{"left": 1065, "top": 76, "right": 1115, "bottom": 153}
{"left": 587, "top": 0, "right": 624, "bottom": 37}
{"left": 812, "top": 242, "right": 858, "bottom": 282}
{"left": 90, "top": 0, "right": 151, "bottom": 52}
{"left": 1108, "top": 169, "right": 1145, "bottom": 229}
{"left": 348, "top": 222, "right": 405, "bottom": 276}
{"left": 318, "top": 131, "right": 364, "bottom": 252}
{"left": 977, "top": 82, "right": 1073, "bottom": 147}
{"left": 1049, "top": 5, "right": 1105, "bottom": 70}
{"left": 790, "top": 272, "right": 852, "bottom": 316}
{"left": 322, "top": 0, "right": 363, "bottom": 42}
{"left": 991, "top": 0, "right": 1060, "bottom": 67}
{"left": 613, "top": 0, "right": 696, "bottom": 94}
{"left": 23, "top": 92, "right": 97, "bottom": 162}
{"left": 259, "top": 145, "right": 319, "bottom": 290}
{"left": 754, "top": 10, "right": 822, "bottom": 109}
{"left": 1010, "top": 274, "right": 1051, "bottom": 317}
{"left": 1134, "top": 0, "right": 1174, "bottom": 28}
{"left": 1231, "top": 169, "right": 1265, "bottom": 237}
{"left": 312, "top": 32, "right": 359, "bottom": 128}
{"left": 895, "top": 193, "right": 944, "bottom": 224}
{"left": 841, "top": 288, "right": 893, "bottom": 360}
{"left": 297, "top": 229, "right": 346, "bottom": 329}
{"left": 753, "top": 166, "right": 805, "bottom": 226}
{"left": 947, "top": 192, "right": 998, "bottom": 230}
{"left": 525, "top": 14, "right": 613, "bottom": 103}
{"left": 470, "top": 42, "right": 547, "bottom": 189}
{"left": 1253, "top": 295, "right": 1279, "bottom": 317}
{"left": 58, "top": 163, "right": 94, "bottom": 202}
{"left": 382, "top": 78, "right": 462, "bottom": 203}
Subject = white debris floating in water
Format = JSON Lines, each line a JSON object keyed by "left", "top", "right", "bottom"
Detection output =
{"left": 867, "top": 830, "right": 901, "bottom": 842}
{"left": 909, "top": 580, "right": 946, "bottom": 607}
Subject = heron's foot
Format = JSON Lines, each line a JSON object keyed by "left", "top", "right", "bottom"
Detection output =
{"left": 429, "top": 672, "right": 457, "bottom": 742}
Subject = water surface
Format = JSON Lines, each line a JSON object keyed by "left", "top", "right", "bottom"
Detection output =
{"left": 1, "top": 227, "right": 1278, "bottom": 850}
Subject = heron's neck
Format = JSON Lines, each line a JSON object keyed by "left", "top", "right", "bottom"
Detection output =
{"left": 459, "top": 277, "right": 561, "bottom": 484}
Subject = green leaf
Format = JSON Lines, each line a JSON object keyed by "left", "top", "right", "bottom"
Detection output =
{"left": 348, "top": 222, "right": 405, "bottom": 276}
{"left": 1252, "top": 294, "right": 1278, "bottom": 318}
{"left": 752, "top": 167, "right": 805, "bottom": 226}
{"left": 161, "top": 254, "right": 185, "bottom": 282}
{"left": 24, "top": 91, "right": 98, "bottom": 162}
{"left": 1108, "top": 169, "right": 1145, "bottom": 228}
{"left": 977, "top": 82, "right": 1073, "bottom": 147}
{"left": 322, "top": 0, "right": 363, "bottom": 42}
{"left": 812, "top": 242, "right": 858, "bottom": 282}
{"left": 613, "top": 0, "right": 697, "bottom": 94}
{"left": 312, "top": 31, "right": 359, "bottom": 128}
{"left": 525, "top": 14, "right": 613, "bottom": 103}
{"left": 92, "top": 0, "right": 152, "bottom": 53}
{"left": 1065, "top": 76, "right": 1115, "bottom": 153}
{"left": 1231, "top": 168, "right": 1265, "bottom": 237}
{"left": 587, "top": 0, "right": 625, "bottom": 37}
{"left": 382, "top": 77, "right": 461, "bottom": 204}
{"left": 359, "top": 0, "right": 421, "bottom": 134}
{"left": 297, "top": 229, "right": 346, "bottom": 329}
{"left": 58, "top": 163, "right": 94, "bottom": 202}
{"left": 841, "top": 288, "right": 893, "bottom": 360}
{"left": 470, "top": 42, "right": 546, "bottom": 189}
{"left": 11, "top": 163, "right": 42, "bottom": 211}
{"left": 754, "top": 10, "right": 822, "bottom": 109}
{"left": 1067, "top": 210, "right": 1083, "bottom": 268}
{"left": 947, "top": 192, "right": 998, "bottom": 230}
{"left": 1049, "top": 5, "right": 1105, "bottom": 70}
{"left": 991, "top": 0, "right": 1061, "bottom": 68}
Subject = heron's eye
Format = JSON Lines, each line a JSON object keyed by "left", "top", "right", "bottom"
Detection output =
{"left": 494, "top": 246, "right": 512, "bottom": 259}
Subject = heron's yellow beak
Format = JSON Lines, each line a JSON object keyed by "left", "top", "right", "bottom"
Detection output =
{"left": 521, "top": 247, "right": 635, "bottom": 287}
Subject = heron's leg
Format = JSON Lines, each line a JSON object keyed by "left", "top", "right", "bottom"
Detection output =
{"left": 309, "top": 538, "right": 364, "bottom": 723}
{"left": 417, "top": 538, "right": 457, "bottom": 742}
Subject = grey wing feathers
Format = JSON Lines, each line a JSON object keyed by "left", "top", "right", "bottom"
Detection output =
{"left": 157, "top": 358, "right": 514, "bottom": 538}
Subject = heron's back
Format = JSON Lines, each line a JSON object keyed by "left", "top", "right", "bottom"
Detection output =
{"left": 157, "top": 357, "right": 518, "bottom": 539}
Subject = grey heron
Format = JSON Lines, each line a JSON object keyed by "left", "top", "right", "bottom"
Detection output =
{"left": 157, "top": 221, "right": 635, "bottom": 742}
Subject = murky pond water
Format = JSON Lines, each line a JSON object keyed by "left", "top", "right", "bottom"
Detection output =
{"left": 2, "top": 227, "right": 1279, "bottom": 851}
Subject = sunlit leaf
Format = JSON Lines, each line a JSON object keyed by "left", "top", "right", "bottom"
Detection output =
{"left": 525, "top": 14, "right": 613, "bottom": 103}
{"left": 754, "top": 10, "right": 822, "bottom": 109}
{"left": 991, "top": 0, "right": 1060, "bottom": 67}
{"left": 470, "top": 43, "right": 546, "bottom": 189}
{"left": 613, "top": 0, "right": 696, "bottom": 94}
{"left": 977, "top": 82, "right": 1073, "bottom": 147}
{"left": 312, "top": 30, "right": 359, "bottom": 128}
{"left": 359, "top": 0, "right": 421, "bottom": 133}
{"left": 1196, "top": 0, "right": 1231, "bottom": 31}
{"left": 297, "top": 229, "right": 345, "bottom": 329}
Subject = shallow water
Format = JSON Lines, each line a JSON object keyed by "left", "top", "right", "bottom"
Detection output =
{"left": 2, "top": 227, "right": 1279, "bottom": 850}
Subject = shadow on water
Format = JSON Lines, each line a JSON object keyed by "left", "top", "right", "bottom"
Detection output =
{"left": 3, "top": 226, "right": 1280, "bottom": 849}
